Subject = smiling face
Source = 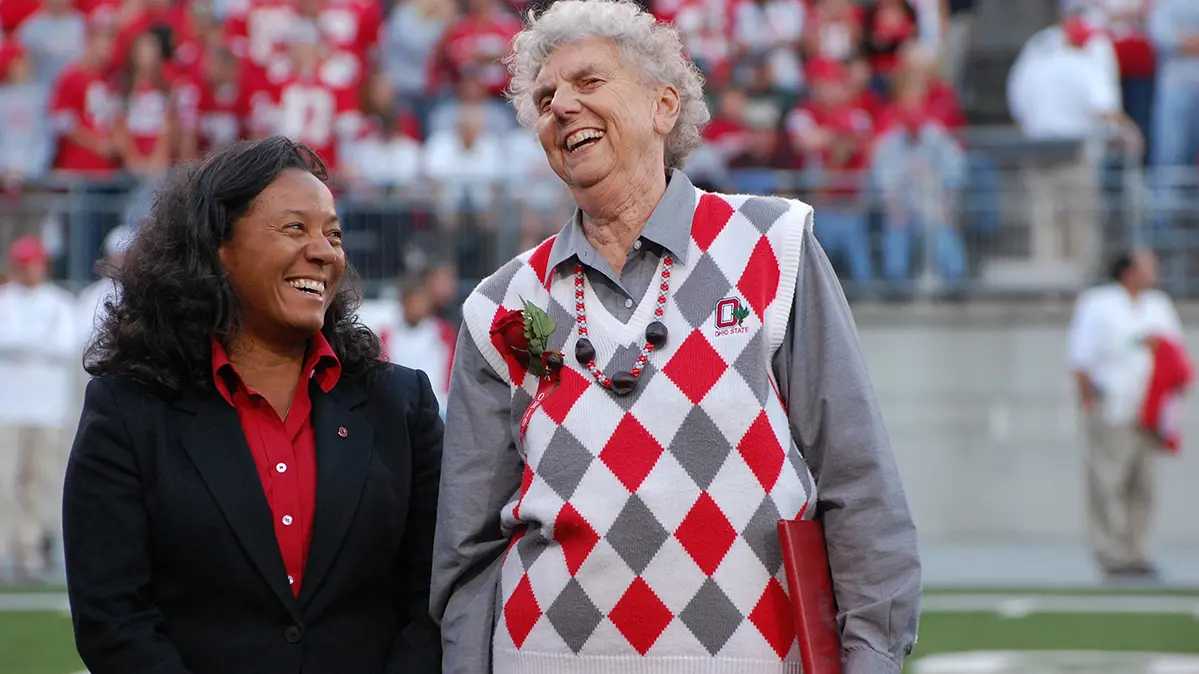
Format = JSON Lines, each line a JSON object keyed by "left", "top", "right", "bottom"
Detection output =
{"left": 532, "top": 36, "right": 680, "bottom": 192}
{"left": 218, "top": 168, "right": 345, "bottom": 347}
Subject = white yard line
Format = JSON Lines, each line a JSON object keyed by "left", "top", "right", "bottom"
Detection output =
{"left": 921, "top": 593, "right": 1199, "bottom": 618}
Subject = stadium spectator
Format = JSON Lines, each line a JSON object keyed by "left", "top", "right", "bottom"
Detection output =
{"left": 429, "top": 0, "right": 520, "bottom": 99}
{"left": 802, "top": 0, "right": 866, "bottom": 67}
{"left": 0, "top": 235, "right": 76, "bottom": 584}
{"left": 114, "top": 31, "right": 177, "bottom": 181}
{"left": 870, "top": 105, "right": 969, "bottom": 292}
{"left": 380, "top": 0, "right": 456, "bottom": 128}
{"left": 1087, "top": 0, "right": 1155, "bottom": 159}
{"left": 372, "top": 269, "right": 456, "bottom": 416}
{"left": 730, "top": 0, "right": 806, "bottom": 96}
{"left": 174, "top": 44, "right": 244, "bottom": 160}
{"left": 504, "top": 127, "right": 572, "bottom": 251}
{"left": 726, "top": 100, "right": 794, "bottom": 193}
{"left": 0, "top": 40, "right": 53, "bottom": 214}
{"left": 787, "top": 58, "right": 876, "bottom": 287}
{"left": 1007, "top": 9, "right": 1139, "bottom": 281}
{"left": 941, "top": 0, "right": 977, "bottom": 91}
{"left": 300, "top": 0, "right": 383, "bottom": 78}
{"left": 253, "top": 20, "right": 363, "bottom": 172}
{"left": 49, "top": 20, "right": 119, "bottom": 176}
{"left": 342, "top": 70, "right": 423, "bottom": 194}
{"left": 700, "top": 86, "right": 753, "bottom": 164}
{"left": 14, "top": 0, "right": 85, "bottom": 87}
{"left": 862, "top": 0, "right": 920, "bottom": 92}
{"left": 423, "top": 100, "right": 503, "bottom": 230}
{"left": 1147, "top": 0, "right": 1199, "bottom": 170}
{"left": 224, "top": 0, "right": 298, "bottom": 82}
{"left": 426, "top": 73, "right": 515, "bottom": 136}
{"left": 659, "top": 0, "right": 732, "bottom": 82}
{"left": 876, "top": 41, "right": 967, "bottom": 133}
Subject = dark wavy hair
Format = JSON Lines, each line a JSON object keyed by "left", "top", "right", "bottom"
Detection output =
{"left": 85, "top": 136, "right": 383, "bottom": 397}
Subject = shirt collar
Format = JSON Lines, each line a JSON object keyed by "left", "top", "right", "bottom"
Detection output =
{"left": 546, "top": 168, "right": 697, "bottom": 276}
{"left": 210, "top": 331, "right": 342, "bottom": 406}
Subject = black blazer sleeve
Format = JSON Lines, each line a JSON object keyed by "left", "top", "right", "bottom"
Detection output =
{"left": 386, "top": 367, "right": 444, "bottom": 673}
{"left": 62, "top": 377, "right": 193, "bottom": 674}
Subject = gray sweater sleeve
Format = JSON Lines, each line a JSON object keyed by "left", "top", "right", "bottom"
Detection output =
{"left": 430, "top": 326, "right": 524, "bottom": 674}
{"left": 772, "top": 225, "right": 922, "bottom": 673}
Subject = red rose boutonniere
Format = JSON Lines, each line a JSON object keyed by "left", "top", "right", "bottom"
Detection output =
{"left": 490, "top": 299, "right": 565, "bottom": 382}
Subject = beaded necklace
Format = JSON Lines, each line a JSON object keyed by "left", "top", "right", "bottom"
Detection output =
{"left": 572, "top": 254, "right": 673, "bottom": 396}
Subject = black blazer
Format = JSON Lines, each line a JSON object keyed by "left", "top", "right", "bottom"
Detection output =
{"left": 62, "top": 363, "right": 442, "bottom": 674}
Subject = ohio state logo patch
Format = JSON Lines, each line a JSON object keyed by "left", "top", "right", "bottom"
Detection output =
{"left": 714, "top": 297, "right": 751, "bottom": 336}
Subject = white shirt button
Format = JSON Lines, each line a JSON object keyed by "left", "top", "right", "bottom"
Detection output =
{"left": 624, "top": 298, "right": 633, "bottom": 308}
{"left": 275, "top": 462, "right": 287, "bottom": 473}
{"left": 282, "top": 515, "right": 293, "bottom": 526}
{"left": 633, "top": 239, "right": 642, "bottom": 250}
{"left": 288, "top": 575, "right": 294, "bottom": 585}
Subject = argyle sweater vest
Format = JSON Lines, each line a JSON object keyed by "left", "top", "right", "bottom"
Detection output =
{"left": 461, "top": 190, "right": 818, "bottom": 674}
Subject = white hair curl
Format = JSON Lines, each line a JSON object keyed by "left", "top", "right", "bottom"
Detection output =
{"left": 504, "top": 0, "right": 710, "bottom": 170}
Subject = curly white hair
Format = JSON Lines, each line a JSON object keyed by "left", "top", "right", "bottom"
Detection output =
{"left": 504, "top": 0, "right": 710, "bottom": 170}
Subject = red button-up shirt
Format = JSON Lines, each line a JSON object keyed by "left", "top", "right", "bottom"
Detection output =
{"left": 211, "top": 333, "right": 341, "bottom": 597}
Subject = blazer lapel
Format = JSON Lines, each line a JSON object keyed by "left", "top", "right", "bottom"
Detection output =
{"left": 298, "top": 379, "right": 373, "bottom": 606}
{"left": 174, "top": 392, "right": 299, "bottom": 618}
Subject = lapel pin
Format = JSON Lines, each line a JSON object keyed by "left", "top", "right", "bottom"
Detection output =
{"left": 337, "top": 427, "right": 348, "bottom": 438}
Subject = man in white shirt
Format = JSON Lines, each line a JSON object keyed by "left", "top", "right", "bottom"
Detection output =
{"left": 1007, "top": 9, "right": 1140, "bottom": 282}
{"left": 1067, "top": 248, "right": 1181, "bottom": 578}
{"left": 370, "top": 271, "right": 455, "bottom": 417}
{"left": 0, "top": 235, "right": 76, "bottom": 583}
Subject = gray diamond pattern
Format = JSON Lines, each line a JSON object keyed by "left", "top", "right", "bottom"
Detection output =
{"left": 545, "top": 578, "right": 605, "bottom": 654}
{"left": 479, "top": 263, "right": 522, "bottom": 304}
{"left": 679, "top": 578, "right": 743, "bottom": 656}
{"left": 537, "top": 427, "right": 595, "bottom": 500}
{"left": 511, "top": 388, "right": 534, "bottom": 435}
{"left": 743, "top": 496, "right": 784, "bottom": 574}
{"left": 670, "top": 407, "right": 731, "bottom": 490}
{"left": 516, "top": 530, "right": 550, "bottom": 571}
{"left": 731, "top": 335, "right": 770, "bottom": 407}
{"left": 738, "top": 197, "right": 790, "bottom": 234}
{"left": 545, "top": 293, "right": 576, "bottom": 353}
{"left": 605, "top": 494, "right": 670, "bottom": 574}
{"left": 787, "top": 442, "right": 815, "bottom": 506}
{"left": 670, "top": 253, "right": 732, "bottom": 329}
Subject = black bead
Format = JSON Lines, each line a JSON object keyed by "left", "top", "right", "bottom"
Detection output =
{"left": 544, "top": 351, "right": 564, "bottom": 372}
{"left": 610, "top": 371, "right": 638, "bottom": 397}
{"left": 575, "top": 338, "right": 596, "bottom": 365}
{"left": 645, "top": 321, "right": 668, "bottom": 347}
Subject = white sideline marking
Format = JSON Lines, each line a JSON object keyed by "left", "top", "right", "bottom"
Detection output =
{"left": 921, "top": 593, "right": 1199, "bottom": 617}
{"left": 912, "top": 650, "right": 1199, "bottom": 673}
{"left": 0, "top": 593, "right": 69, "bottom": 612}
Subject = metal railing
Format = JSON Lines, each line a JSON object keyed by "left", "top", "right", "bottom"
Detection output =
{"left": 3, "top": 140, "right": 1197, "bottom": 299}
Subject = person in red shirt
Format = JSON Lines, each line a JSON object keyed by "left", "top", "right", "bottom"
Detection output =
{"left": 701, "top": 87, "right": 753, "bottom": 163}
{"left": 874, "top": 41, "right": 967, "bottom": 135}
{"left": 113, "top": 30, "right": 176, "bottom": 179}
{"left": 785, "top": 58, "right": 876, "bottom": 287}
{"left": 861, "top": 0, "right": 918, "bottom": 92}
{"left": 295, "top": 0, "right": 382, "bottom": 77}
{"left": 801, "top": 0, "right": 865, "bottom": 66}
{"left": 49, "top": 20, "right": 120, "bottom": 175}
{"left": 63, "top": 136, "right": 443, "bottom": 674}
{"left": 175, "top": 45, "right": 247, "bottom": 160}
{"left": 248, "top": 20, "right": 363, "bottom": 172}
{"left": 223, "top": 0, "right": 297, "bottom": 84}
{"left": 429, "top": 0, "right": 521, "bottom": 98}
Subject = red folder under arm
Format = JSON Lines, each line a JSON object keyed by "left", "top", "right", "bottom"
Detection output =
{"left": 777, "top": 518, "right": 843, "bottom": 674}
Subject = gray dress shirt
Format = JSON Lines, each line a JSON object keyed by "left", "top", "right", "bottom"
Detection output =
{"left": 430, "top": 170, "right": 921, "bottom": 674}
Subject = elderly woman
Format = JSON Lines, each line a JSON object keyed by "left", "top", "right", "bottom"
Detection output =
{"left": 430, "top": 1, "right": 921, "bottom": 673}
{"left": 63, "top": 137, "right": 442, "bottom": 674}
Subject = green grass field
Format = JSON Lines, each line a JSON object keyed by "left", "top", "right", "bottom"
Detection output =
{"left": 2, "top": 588, "right": 1198, "bottom": 674}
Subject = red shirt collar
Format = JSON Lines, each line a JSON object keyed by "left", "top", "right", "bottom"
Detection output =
{"left": 210, "top": 332, "right": 342, "bottom": 406}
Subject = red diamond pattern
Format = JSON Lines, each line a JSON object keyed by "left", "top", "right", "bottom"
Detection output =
{"left": 674, "top": 492, "right": 737, "bottom": 576}
{"left": 489, "top": 306, "right": 528, "bottom": 388}
{"left": 608, "top": 577, "right": 674, "bottom": 656}
{"left": 600, "top": 415, "right": 664, "bottom": 492}
{"left": 748, "top": 578, "right": 796, "bottom": 658}
{"left": 527, "top": 235, "right": 556, "bottom": 287}
{"left": 736, "top": 236, "right": 781, "bottom": 320}
{"left": 661, "top": 332, "right": 727, "bottom": 404}
{"left": 555, "top": 502, "right": 600, "bottom": 576}
{"left": 539, "top": 366, "right": 591, "bottom": 424}
{"left": 737, "top": 411, "right": 786, "bottom": 491}
{"left": 512, "top": 463, "right": 535, "bottom": 519}
{"left": 690, "top": 193, "right": 735, "bottom": 252}
{"left": 504, "top": 575, "right": 543, "bottom": 649}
